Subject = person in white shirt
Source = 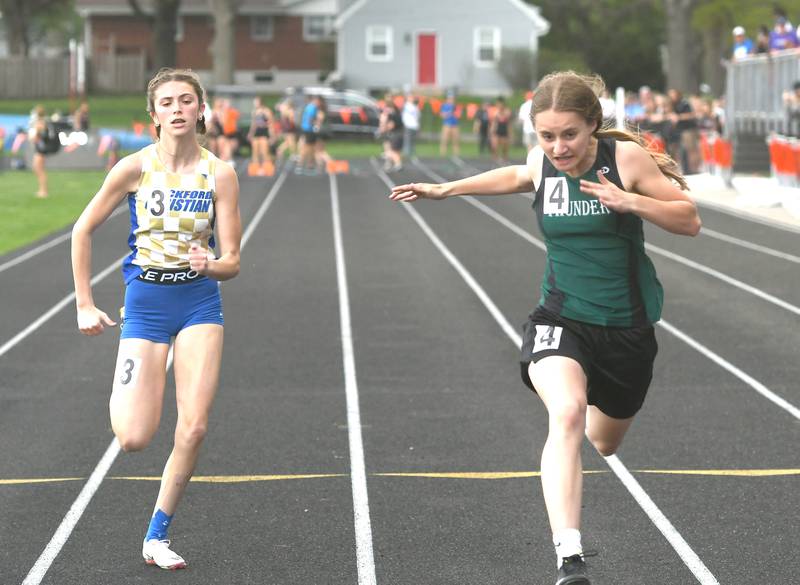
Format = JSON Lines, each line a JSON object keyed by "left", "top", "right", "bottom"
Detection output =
{"left": 402, "top": 95, "right": 420, "bottom": 157}
{"left": 518, "top": 90, "right": 536, "bottom": 152}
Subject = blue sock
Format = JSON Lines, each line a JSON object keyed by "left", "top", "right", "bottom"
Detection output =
{"left": 145, "top": 509, "right": 173, "bottom": 542}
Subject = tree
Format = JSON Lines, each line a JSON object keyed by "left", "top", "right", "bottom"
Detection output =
{"left": 210, "top": 0, "right": 238, "bottom": 86}
{"left": 127, "top": 0, "right": 180, "bottom": 70}
{"left": 0, "top": 0, "right": 71, "bottom": 56}
{"left": 497, "top": 47, "right": 538, "bottom": 91}
{"left": 663, "top": 0, "right": 700, "bottom": 92}
{"left": 532, "top": 0, "right": 666, "bottom": 91}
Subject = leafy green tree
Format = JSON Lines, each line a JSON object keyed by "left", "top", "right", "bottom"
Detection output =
{"left": 0, "top": 0, "right": 72, "bottom": 55}
{"left": 127, "top": 0, "right": 180, "bottom": 69}
{"left": 532, "top": 0, "right": 666, "bottom": 91}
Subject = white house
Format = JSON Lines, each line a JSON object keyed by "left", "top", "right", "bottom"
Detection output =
{"left": 334, "top": 0, "right": 549, "bottom": 95}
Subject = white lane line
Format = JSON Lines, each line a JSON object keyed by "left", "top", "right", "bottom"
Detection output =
{"left": 412, "top": 158, "right": 800, "bottom": 420}
{"left": 0, "top": 207, "right": 127, "bottom": 274}
{"left": 693, "top": 197, "right": 800, "bottom": 234}
{"left": 658, "top": 320, "right": 800, "bottom": 420}
{"left": 699, "top": 226, "right": 800, "bottom": 264}
{"left": 604, "top": 455, "right": 720, "bottom": 585}
{"left": 645, "top": 243, "right": 800, "bottom": 317}
{"left": 0, "top": 255, "right": 126, "bottom": 359}
{"left": 375, "top": 160, "right": 720, "bottom": 585}
{"left": 20, "top": 166, "right": 290, "bottom": 585}
{"left": 329, "top": 173, "right": 377, "bottom": 585}
{"left": 22, "top": 343, "right": 172, "bottom": 585}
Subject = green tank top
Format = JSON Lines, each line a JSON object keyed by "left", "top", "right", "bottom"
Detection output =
{"left": 533, "top": 137, "right": 663, "bottom": 327}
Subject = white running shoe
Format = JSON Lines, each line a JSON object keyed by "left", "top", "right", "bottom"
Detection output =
{"left": 142, "top": 539, "right": 187, "bottom": 570}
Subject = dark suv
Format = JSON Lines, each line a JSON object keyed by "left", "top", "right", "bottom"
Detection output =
{"left": 277, "top": 86, "right": 381, "bottom": 138}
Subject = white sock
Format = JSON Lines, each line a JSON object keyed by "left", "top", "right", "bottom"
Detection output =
{"left": 553, "top": 528, "right": 582, "bottom": 568}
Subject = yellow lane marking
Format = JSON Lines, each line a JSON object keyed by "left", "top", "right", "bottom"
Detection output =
{"left": 0, "top": 478, "right": 84, "bottom": 485}
{"left": 638, "top": 469, "right": 800, "bottom": 477}
{"left": 111, "top": 474, "right": 346, "bottom": 483}
{"left": 3, "top": 469, "right": 799, "bottom": 486}
{"left": 374, "top": 471, "right": 607, "bottom": 479}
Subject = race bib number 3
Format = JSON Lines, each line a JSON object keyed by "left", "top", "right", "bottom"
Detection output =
{"left": 532, "top": 325, "right": 564, "bottom": 353}
{"left": 113, "top": 356, "right": 142, "bottom": 389}
{"left": 543, "top": 177, "right": 569, "bottom": 216}
{"left": 145, "top": 188, "right": 170, "bottom": 217}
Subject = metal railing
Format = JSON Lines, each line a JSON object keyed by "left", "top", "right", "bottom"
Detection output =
{"left": 725, "top": 50, "right": 800, "bottom": 137}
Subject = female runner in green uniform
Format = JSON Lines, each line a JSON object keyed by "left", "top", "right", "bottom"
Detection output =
{"left": 389, "top": 71, "right": 700, "bottom": 585}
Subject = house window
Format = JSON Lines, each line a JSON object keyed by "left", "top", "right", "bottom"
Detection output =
{"left": 366, "top": 25, "right": 393, "bottom": 62}
{"left": 251, "top": 16, "right": 274, "bottom": 41}
{"left": 175, "top": 17, "right": 184, "bottom": 42}
{"left": 304, "top": 15, "right": 333, "bottom": 41}
{"left": 474, "top": 27, "right": 500, "bottom": 66}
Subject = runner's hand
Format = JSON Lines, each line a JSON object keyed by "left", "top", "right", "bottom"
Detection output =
{"left": 580, "top": 171, "right": 636, "bottom": 213}
{"left": 77, "top": 306, "right": 116, "bottom": 336}
{"left": 389, "top": 182, "right": 446, "bottom": 202}
{"left": 188, "top": 244, "right": 214, "bottom": 274}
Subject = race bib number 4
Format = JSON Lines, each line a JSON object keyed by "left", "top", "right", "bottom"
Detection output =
{"left": 543, "top": 177, "right": 569, "bottom": 216}
{"left": 532, "top": 325, "right": 563, "bottom": 353}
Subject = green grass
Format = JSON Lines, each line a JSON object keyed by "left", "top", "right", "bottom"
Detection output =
{"left": 0, "top": 95, "right": 149, "bottom": 128}
{"left": 0, "top": 169, "right": 106, "bottom": 255}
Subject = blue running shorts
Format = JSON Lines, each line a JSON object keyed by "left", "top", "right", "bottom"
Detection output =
{"left": 120, "top": 268, "right": 224, "bottom": 344}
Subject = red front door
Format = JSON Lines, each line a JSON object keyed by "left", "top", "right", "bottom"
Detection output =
{"left": 417, "top": 33, "right": 437, "bottom": 86}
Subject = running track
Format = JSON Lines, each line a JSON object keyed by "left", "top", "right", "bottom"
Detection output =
{"left": 1, "top": 158, "right": 798, "bottom": 585}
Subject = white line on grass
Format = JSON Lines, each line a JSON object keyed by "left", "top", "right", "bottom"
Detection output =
{"left": 376, "top": 160, "right": 720, "bottom": 585}
{"left": 329, "top": 173, "right": 377, "bottom": 585}
{"left": 413, "top": 158, "right": 800, "bottom": 420}
{"left": 20, "top": 165, "right": 290, "bottom": 585}
{"left": 0, "top": 207, "right": 127, "bottom": 274}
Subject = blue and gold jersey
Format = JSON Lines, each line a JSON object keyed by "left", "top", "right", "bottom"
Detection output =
{"left": 122, "top": 145, "right": 218, "bottom": 283}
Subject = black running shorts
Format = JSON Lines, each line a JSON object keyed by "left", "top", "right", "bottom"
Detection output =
{"left": 519, "top": 306, "right": 658, "bottom": 419}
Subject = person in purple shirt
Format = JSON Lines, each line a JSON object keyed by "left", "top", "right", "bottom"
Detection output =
{"left": 770, "top": 17, "right": 797, "bottom": 52}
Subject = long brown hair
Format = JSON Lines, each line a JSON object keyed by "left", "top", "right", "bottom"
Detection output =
{"left": 146, "top": 68, "right": 207, "bottom": 140}
{"left": 531, "top": 71, "right": 687, "bottom": 190}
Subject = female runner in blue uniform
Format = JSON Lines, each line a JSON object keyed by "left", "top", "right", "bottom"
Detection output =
{"left": 71, "top": 68, "right": 241, "bottom": 570}
{"left": 390, "top": 71, "right": 701, "bottom": 585}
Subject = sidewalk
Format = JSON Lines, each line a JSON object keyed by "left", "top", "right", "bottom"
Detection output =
{"left": 685, "top": 173, "right": 800, "bottom": 232}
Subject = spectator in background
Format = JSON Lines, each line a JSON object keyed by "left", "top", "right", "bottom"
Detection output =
{"left": 518, "top": 90, "right": 537, "bottom": 152}
{"left": 624, "top": 91, "right": 646, "bottom": 125}
{"left": 247, "top": 96, "right": 273, "bottom": 172}
{"left": 297, "top": 95, "right": 319, "bottom": 174}
{"left": 754, "top": 25, "right": 771, "bottom": 54}
{"left": 770, "top": 16, "right": 797, "bottom": 52}
{"left": 598, "top": 89, "right": 616, "bottom": 125}
{"left": 439, "top": 93, "right": 460, "bottom": 157}
{"left": 401, "top": 95, "right": 420, "bottom": 158}
{"left": 490, "top": 96, "right": 512, "bottom": 165}
{"left": 382, "top": 101, "right": 404, "bottom": 172}
{"left": 313, "top": 96, "right": 333, "bottom": 173}
{"left": 783, "top": 81, "right": 800, "bottom": 136}
{"left": 473, "top": 101, "right": 492, "bottom": 156}
{"left": 29, "top": 105, "right": 49, "bottom": 198}
{"left": 668, "top": 89, "right": 700, "bottom": 174}
{"left": 218, "top": 99, "right": 240, "bottom": 165}
{"left": 73, "top": 101, "right": 91, "bottom": 131}
{"left": 731, "top": 26, "right": 754, "bottom": 59}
